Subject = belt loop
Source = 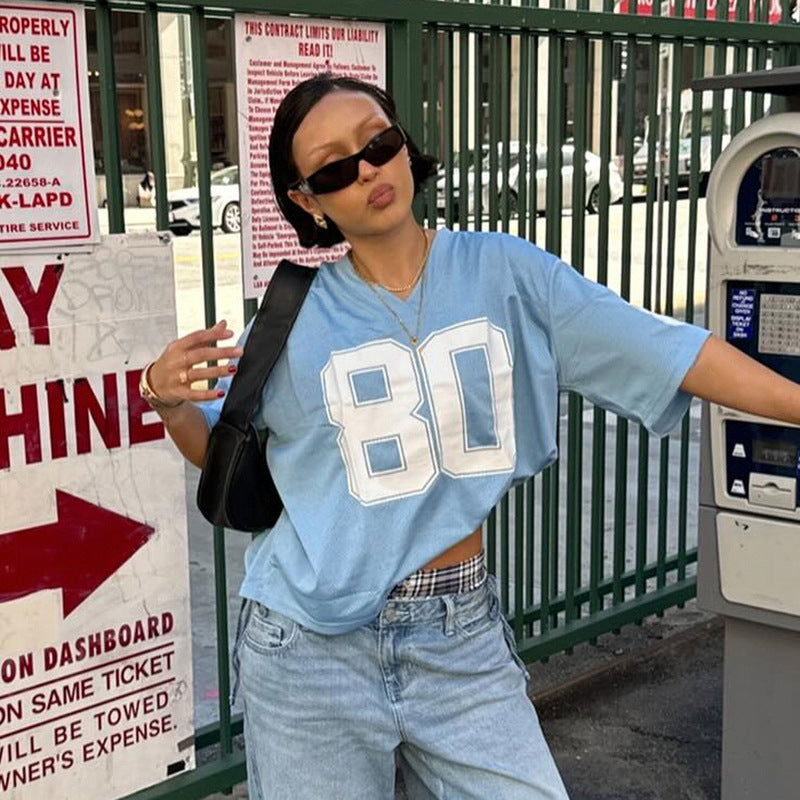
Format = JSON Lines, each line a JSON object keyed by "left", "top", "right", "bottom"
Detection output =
{"left": 442, "top": 595, "right": 456, "bottom": 637}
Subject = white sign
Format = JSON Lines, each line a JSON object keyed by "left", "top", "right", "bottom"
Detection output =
{"left": 0, "top": 233, "right": 194, "bottom": 798}
{"left": 234, "top": 14, "right": 385, "bottom": 299}
{"left": 0, "top": 1, "right": 98, "bottom": 250}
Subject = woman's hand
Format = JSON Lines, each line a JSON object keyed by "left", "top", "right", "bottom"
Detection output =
{"left": 148, "top": 320, "right": 244, "bottom": 405}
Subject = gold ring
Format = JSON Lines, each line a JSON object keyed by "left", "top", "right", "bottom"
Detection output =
{"left": 178, "top": 369, "right": 189, "bottom": 385}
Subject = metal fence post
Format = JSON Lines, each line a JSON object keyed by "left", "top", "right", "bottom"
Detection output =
{"left": 389, "top": 19, "right": 425, "bottom": 221}
{"left": 95, "top": 0, "right": 124, "bottom": 232}
{"left": 144, "top": 2, "right": 170, "bottom": 232}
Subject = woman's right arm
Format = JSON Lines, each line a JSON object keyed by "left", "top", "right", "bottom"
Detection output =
{"left": 145, "top": 320, "right": 244, "bottom": 469}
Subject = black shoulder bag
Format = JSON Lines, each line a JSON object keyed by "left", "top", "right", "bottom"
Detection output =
{"left": 196, "top": 259, "right": 316, "bottom": 532}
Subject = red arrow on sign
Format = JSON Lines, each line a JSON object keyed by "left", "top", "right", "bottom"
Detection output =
{"left": 0, "top": 490, "right": 155, "bottom": 617}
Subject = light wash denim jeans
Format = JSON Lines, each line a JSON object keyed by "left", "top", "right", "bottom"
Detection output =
{"left": 234, "top": 573, "right": 571, "bottom": 800}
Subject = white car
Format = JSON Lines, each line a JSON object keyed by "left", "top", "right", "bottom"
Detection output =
{"left": 631, "top": 88, "right": 734, "bottom": 194}
{"left": 436, "top": 143, "right": 624, "bottom": 216}
{"left": 168, "top": 166, "right": 241, "bottom": 235}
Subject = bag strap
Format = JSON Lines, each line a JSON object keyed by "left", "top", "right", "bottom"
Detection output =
{"left": 219, "top": 259, "right": 316, "bottom": 430}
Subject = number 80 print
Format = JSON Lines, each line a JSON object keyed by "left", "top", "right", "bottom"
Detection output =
{"left": 321, "top": 319, "right": 517, "bottom": 505}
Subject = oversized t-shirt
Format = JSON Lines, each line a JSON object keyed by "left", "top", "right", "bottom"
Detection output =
{"left": 197, "top": 228, "right": 711, "bottom": 634}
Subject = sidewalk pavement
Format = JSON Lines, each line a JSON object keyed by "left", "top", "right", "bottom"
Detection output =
{"left": 206, "top": 599, "right": 723, "bottom": 800}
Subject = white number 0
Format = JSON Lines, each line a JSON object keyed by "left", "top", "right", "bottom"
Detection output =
{"left": 321, "top": 319, "right": 516, "bottom": 505}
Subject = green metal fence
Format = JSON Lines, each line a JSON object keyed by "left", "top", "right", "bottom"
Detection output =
{"left": 49, "top": 0, "right": 800, "bottom": 797}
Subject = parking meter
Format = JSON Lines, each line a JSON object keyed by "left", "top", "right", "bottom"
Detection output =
{"left": 696, "top": 66, "right": 800, "bottom": 800}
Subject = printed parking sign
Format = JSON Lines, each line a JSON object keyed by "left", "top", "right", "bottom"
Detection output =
{"left": 0, "top": 1, "right": 99, "bottom": 250}
{"left": 0, "top": 233, "right": 194, "bottom": 798}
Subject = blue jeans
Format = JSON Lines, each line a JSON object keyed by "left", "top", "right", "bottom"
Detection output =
{"left": 234, "top": 573, "right": 570, "bottom": 800}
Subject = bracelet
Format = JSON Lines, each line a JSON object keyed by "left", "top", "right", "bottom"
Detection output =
{"left": 139, "top": 361, "right": 185, "bottom": 410}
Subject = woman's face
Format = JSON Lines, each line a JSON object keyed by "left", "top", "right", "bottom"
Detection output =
{"left": 288, "top": 90, "right": 415, "bottom": 239}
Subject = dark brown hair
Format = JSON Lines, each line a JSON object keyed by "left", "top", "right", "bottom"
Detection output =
{"left": 269, "top": 73, "right": 438, "bottom": 248}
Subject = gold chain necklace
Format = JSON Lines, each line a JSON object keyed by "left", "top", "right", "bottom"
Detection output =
{"left": 363, "top": 261, "right": 427, "bottom": 346}
{"left": 349, "top": 229, "right": 431, "bottom": 346}
{"left": 350, "top": 226, "right": 430, "bottom": 294}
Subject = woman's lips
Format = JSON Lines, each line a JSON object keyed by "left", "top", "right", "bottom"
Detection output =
{"left": 368, "top": 184, "right": 394, "bottom": 207}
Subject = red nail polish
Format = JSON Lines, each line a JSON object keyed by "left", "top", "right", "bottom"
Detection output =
{"left": 217, "top": 390, "right": 225, "bottom": 397}
{"left": 228, "top": 365, "right": 237, "bottom": 373}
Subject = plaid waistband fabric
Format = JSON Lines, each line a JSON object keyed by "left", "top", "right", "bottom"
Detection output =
{"left": 388, "top": 550, "right": 487, "bottom": 599}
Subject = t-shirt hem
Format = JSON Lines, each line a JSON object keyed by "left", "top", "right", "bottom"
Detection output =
{"left": 642, "top": 327, "right": 711, "bottom": 436}
{"left": 238, "top": 587, "right": 381, "bottom": 636}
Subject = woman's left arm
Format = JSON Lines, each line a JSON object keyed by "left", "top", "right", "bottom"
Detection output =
{"left": 680, "top": 333, "right": 800, "bottom": 425}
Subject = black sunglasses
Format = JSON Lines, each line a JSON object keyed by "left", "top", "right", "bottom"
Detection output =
{"left": 293, "top": 124, "right": 407, "bottom": 195}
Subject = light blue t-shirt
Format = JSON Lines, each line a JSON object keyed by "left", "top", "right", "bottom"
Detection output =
{"left": 197, "top": 228, "right": 710, "bottom": 634}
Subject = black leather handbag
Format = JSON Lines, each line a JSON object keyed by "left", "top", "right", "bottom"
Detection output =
{"left": 196, "top": 259, "right": 316, "bottom": 532}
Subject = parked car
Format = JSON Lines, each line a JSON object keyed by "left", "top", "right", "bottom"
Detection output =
{"left": 436, "top": 142, "right": 623, "bottom": 217}
{"left": 168, "top": 166, "right": 241, "bottom": 235}
{"left": 631, "top": 88, "right": 735, "bottom": 195}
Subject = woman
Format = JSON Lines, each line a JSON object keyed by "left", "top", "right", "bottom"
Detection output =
{"left": 140, "top": 74, "right": 800, "bottom": 800}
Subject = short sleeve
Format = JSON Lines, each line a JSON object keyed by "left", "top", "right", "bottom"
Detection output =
{"left": 509, "top": 241, "right": 711, "bottom": 437}
{"left": 194, "top": 317, "right": 255, "bottom": 431}
{"left": 548, "top": 253, "right": 710, "bottom": 436}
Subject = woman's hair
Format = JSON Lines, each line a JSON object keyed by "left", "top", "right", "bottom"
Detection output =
{"left": 269, "top": 73, "right": 438, "bottom": 248}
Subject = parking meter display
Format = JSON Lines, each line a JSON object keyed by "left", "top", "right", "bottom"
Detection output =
{"left": 736, "top": 147, "right": 800, "bottom": 247}
{"left": 752, "top": 438, "right": 797, "bottom": 468}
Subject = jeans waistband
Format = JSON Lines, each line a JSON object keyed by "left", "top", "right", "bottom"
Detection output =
{"left": 372, "top": 571, "right": 497, "bottom": 633}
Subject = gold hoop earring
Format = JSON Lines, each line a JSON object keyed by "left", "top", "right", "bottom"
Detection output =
{"left": 313, "top": 213, "right": 327, "bottom": 229}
